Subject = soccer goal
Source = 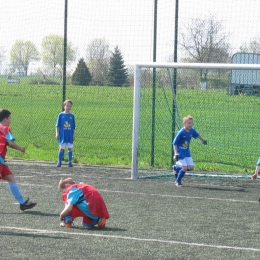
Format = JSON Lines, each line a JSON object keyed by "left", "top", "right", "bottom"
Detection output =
{"left": 131, "top": 62, "right": 260, "bottom": 180}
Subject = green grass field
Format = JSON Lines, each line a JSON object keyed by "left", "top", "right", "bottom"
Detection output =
{"left": 0, "top": 76, "right": 259, "bottom": 174}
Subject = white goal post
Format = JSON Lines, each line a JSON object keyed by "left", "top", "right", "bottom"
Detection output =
{"left": 131, "top": 62, "right": 260, "bottom": 180}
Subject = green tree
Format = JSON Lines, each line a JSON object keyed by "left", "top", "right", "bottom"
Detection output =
{"left": 71, "top": 58, "right": 92, "bottom": 86}
{"left": 108, "top": 46, "right": 128, "bottom": 86}
{"left": 41, "top": 35, "right": 76, "bottom": 77}
{"left": 10, "top": 40, "right": 40, "bottom": 76}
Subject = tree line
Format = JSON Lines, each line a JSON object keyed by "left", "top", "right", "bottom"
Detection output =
{"left": 1, "top": 16, "right": 260, "bottom": 86}
{"left": 0, "top": 36, "right": 129, "bottom": 87}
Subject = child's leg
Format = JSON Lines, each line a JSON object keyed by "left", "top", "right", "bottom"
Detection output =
{"left": 68, "top": 149, "right": 73, "bottom": 166}
{"left": 175, "top": 159, "right": 186, "bottom": 183}
{"left": 57, "top": 149, "right": 64, "bottom": 167}
{"left": 176, "top": 157, "right": 193, "bottom": 183}
{"left": 64, "top": 214, "right": 73, "bottom": 223}
{"left": 174, "top": 165, "right": 182, "bottom": 172}
{"left": 252, "top": 163, "right": 260, "bottom": 180}
{"left": 173, "top": 164, "right": 182, "bottom": 179}
{"left": 9, "top": 181, "right": 26, "bottom": 204}
{"left": 60, "top": 214, "right": 74, "bottom": 228}
{"left": 176, "top": 169, "right": 186, "bottom": 183}
{"left": 82, "top": 216, "right": 99, "bottom": 227}
{"left": 5, "top": 174, "right": 25, "bottom": 204}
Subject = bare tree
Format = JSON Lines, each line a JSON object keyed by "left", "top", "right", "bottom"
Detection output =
{"left": 0, "top": 47, "right": 5, "bottom": 64}
{"left": 10, "top": 40, "right": 40, "bottom": 76}
{"left": 180, "top": 16, "right": 231, "bottom": 81}
{"left": 86, "top": 38, "right": 110, "bottom": 85}
{"left": 0, "top": 47, "right": 6, "bottom": 74}
{"left": 239, "top": 38, "right": 260, "bottom": 53}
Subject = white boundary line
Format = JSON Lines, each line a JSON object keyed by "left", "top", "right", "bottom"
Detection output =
{"left": 0, "top": 181, "right": 257, "bottom": 204}
{"left": 98, "top": 189, "right": 259, "bottom": 204}
{"left": 1, "top": 226, "right": 260, "bottom": 252}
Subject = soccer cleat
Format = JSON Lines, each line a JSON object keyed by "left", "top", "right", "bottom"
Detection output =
{"left": 65, "top": 221, "right": 73, "bottom": 228}
{"left": 68, "top": 162, "right": 73, "bottom": 167}
{"left": 20, "top": 198, "right": 37, "bottom": 211}
{"left": 56, "top": 162, "right": 62, "bottom": 167}
{"left": 60, "top": 220, "right": 73, "bottom": 228}
{"left": 175, "top": 181, "right": 182, "bottom": 187}
{"left": 97, "top": 218, "right": 106, "bottom": 229}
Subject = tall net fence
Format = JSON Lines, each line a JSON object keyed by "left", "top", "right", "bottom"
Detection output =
{"left": 0, "top": 0, "right": 260, "bottom": 174}
{"left": 136, "top": 64, "right": 260, "bottom": 178}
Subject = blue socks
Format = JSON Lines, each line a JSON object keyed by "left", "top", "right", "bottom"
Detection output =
{"left": 174, "top": 165, "right": 182, "bottom": 172}
{"left": 9, "top": 182, "right": 25, "bottom": 204}
{"left": 68, "top": 151, "right": 72, "bottom": 163}
{"left": 176, "top": 170, "right": 186, "bottom": 183}
{"left": 58, "top": 151, "right": 64, "bottom": 163}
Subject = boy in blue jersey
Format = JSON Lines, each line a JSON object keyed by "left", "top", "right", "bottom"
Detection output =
{"left": 56, "top": 100, "right": 76, "bottom": 167}
{"left": 172, "top": 115, "right": 207, "bottom": 187}
{"left": 0, "top": 108, "right": 36, "bottom": 210}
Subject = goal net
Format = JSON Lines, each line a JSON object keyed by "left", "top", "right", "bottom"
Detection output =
{"left": 131, "top": 62, "right": 260, "bottom": 179}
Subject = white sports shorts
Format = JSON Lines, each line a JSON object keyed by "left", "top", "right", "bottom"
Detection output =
{"left": 176, "top": 157, "right": 194, "bottom": 167}
{"left": 59, "top": 143, "right": 74, "bottom": 149}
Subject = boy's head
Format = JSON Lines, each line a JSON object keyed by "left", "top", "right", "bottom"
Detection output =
{"left": 58, "top": 177, "right": 76, "bottom": 192}
{"left": 0, "top": 109, "right": 11, "bottom": 125}
{"left": 63, "top": 100, "right": 73, "bottom": 113}
{"left": 183, "top": 115, "right": 194, "bottom": 129}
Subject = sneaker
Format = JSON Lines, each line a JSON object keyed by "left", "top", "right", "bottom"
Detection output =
{"left": 97, "top": 218, "right": 106, "bottom": 229}
{"left": 60, "top": 220, "right": 73, "bottom": 228}
{"left": 56, "top": 162, "right": 62, "bottom": 167}
{"left": 175, "top": 181, "right": 182, "bottom": 187}
{"left": 68, "top": 162, "right": 73, "bottom": 167}
{"left": 20, "top": 198, "right": 37, "bottom": 211}
{"left": 65, "top": 220, "right": 73, "bottom": 228}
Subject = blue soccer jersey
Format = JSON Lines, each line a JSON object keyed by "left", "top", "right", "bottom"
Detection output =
{"left": 56, "top": 112, "right": 75, "bottom": 145}
{"left": 172, "top": 127, "right": 200, "bottom": 159}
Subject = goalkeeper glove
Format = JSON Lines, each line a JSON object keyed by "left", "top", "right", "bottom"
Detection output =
{"left": 202, "top": 140, "right": 207, "bottom": 145}
{"left": 173, "top": 154, "right": 179, "bottom": 161}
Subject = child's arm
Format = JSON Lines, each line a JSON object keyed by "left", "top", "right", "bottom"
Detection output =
{"left": 198, "top": 135, "right": 207, "bottom": 145}
{"left": 8, "top": 140, "right": 25, "bottom": 152}
{"left": 55, "top": 126, "right": 59, "bottom": 139}
{"left": 252, "top": 166, "right": 260, "bottom": 180}
{"left": 60, "top": 203, "right": 73, "bottom": 221}
{"left": 173, "top": 145, "right": 179, "bottom": 161}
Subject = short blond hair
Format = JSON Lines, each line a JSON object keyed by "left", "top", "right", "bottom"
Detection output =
{"left": 58, "top": 178, "right": 75, "bottom": 191}
{"left": 63, "top": 99, "right": 73, "bottom": 106}
{"left": 183, "top": 115, "right": 193, "bottom": 124}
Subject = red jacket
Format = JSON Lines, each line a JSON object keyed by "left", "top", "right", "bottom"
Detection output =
{"left": 62, "top": 183, "right": 109, "bottom": 219}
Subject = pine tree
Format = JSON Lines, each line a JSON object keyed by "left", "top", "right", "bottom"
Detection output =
{"left": 71, "top": 58, "right": 92, "bottom": 86}
{"left": 108, "top": 46, "right": 128, "bottom": 86}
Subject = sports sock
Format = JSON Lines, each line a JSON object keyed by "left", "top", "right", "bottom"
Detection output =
{"left": 68, "top": 150, "right": 72, "bottom": 162}
{"left": 175, "top": 165, "right": 182, "bottom": 172}
{"left": 176, "top": 170, "right": 185, "bottom": 183}
{"left": 8, "top": 182, "right": 25, "bottom": 204}
{"left": 58, "top": 151, "right": 64, "bottom": 162}
{"left": 65, "top": 214, "right": 73, "bottom": 223}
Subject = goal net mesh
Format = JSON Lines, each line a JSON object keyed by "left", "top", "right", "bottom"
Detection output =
{"left": 135, "top": 64, "right": 260, "bottom": 178}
